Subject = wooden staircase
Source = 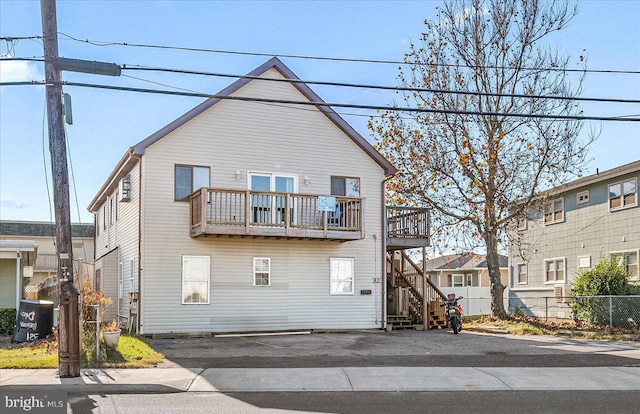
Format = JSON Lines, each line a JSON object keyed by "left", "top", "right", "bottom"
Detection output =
{"left": 387, "top": 251, "right": 448, "bottom": 330}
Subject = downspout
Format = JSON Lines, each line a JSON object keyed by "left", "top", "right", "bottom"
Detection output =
{"left": 381, "top": 175, "right": 393, "bottom": 331}
{"left": 137, "top": 159, "right": 143, "bottom": 334}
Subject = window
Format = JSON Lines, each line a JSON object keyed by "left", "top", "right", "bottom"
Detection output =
{"left": 130, "top": 258, "right": 137, "bottom": 292}
{"left": 119, "top": 262, "right": 124, "bottom": 299}
{"left": 466, "top": 274, "right": 473, "bottom": 287}
{"left": 517, "top": 216, "right": 527, "bottom": 231}
{"left": 544, "top": 258, "right": 565, "bottom": 283}
{"left": 249, "top": 172, "right": 297, "bottom": 224}
{"left": 609, "top": 178, "right": 637, "bottom": 211}
{"left": 611, "top": 251, "right": 639, "bottom": 282}
{"left": 543, "top": 198, "right": 564, "bottom": 224}
{"left": 330, "top": 258, "right": 354, "bottom": 295}
{"left": 103, "top": 205, "right": 107, "bottom": 230}
{"left": 577, "top": 190, "right": 589, "bottom": 204}
{"left": 517, "top": 264, "right": 528, "bottom": 284}
{"left": 119, "top": 175, "right": 131, "bottom": 202}
{"left": 331, "top": 177, "right": 360, "bottom": 197}
{"left": 182, "top": 255, "right": 210, "bottom": 304}
{"left": 175, "top": 165, "right": 210, "bottom": 201}
{"left": 452, "top": 274, "right": 463, "bottom": 287}
{"left": 253, "top": 258, "right": 271, "bottom": 286}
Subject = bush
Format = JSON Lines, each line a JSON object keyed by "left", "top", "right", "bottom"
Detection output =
{"left": 571, "top": 256, "right": 639, "bottom": 327}
{"left": 0, "top": 308, "right": 17, "bottom": 336}
{"left": 80, "top": 282, "right": 113, "bottom": 362}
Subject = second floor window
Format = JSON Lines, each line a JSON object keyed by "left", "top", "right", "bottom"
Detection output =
{"left": 175, "top": 165, "right": 210, "bottom": 201}
{"left": 331, "top": 177, "right": 360, "bottom": 197}
{"left": 543, "top": 198, "right": 564, "bottom": 225}
{"left": 609, "top": 178, "right": 637, "bottom": 211}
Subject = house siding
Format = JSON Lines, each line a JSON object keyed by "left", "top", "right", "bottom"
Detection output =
{"left": 509, "top": 168, "right": 640, "bottom": 317}
{"left": 94, "top": 161, "right": 141, "bottom": 326}
{"left": 136, "top": 68, "right": 385, "bottom": 334}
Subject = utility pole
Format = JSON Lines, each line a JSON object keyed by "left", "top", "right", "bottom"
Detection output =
{"left": 41, "top": 0, "right": 80, "bottom": 378}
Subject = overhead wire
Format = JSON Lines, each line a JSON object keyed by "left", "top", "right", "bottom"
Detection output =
{"left": 3, "top": 80, "right": 639, "bottom": 122}
{"left": 56, "top": 32, "right": 640, "bottom": 75}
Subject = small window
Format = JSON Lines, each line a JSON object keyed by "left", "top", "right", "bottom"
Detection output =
{"left": 331, "top": 177, "right": 360, "bottom": 197}
{"left": 544, "top": 258, "right": 565, "bottom": 283}
{"left": 118, "top": 262, "right": 124, "bottom": 299}
{"left": 609, "top": 178, "right": 637, "bottom": 211}
{"left": 517, "top": 216, "right": 527, "bottom": 231}
{"left": 330, "top": 258, "right": 354, "bottom": 295}
{"left": 466, "top": 274, "right": 473, "bottom": 287}
{"left": 182, "top": 255, "right": 210, "bottom": 304}
{"left": 543, "top": 198, "right": 564, "bottom": 225}
{"left": 175, "top": 165, "right": 210, "bottom": 201}
{"left": 119, "top": 175, "right": 131, "bottom": 202}
{"left": 253, "top": 258, "right": 271, "bottom": 287}
{"left": 577, "top": 190, "right": 589, "bottom": 204}
{"left": 517, "top": 264, "right": 527, "bottom": 284}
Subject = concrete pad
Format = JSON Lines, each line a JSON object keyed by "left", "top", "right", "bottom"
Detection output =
{"left": 343, "top": 367, "right": 510, "bottom": 391}
{"left": 193, "top": 368, "right": 353, "bottom": 392}
{"left": 479, "top": 367, "right": 640, "bottom": 390}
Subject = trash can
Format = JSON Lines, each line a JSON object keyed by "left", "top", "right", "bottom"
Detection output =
{"left": 12, "top": 300, "right": 55, "bottom": 343}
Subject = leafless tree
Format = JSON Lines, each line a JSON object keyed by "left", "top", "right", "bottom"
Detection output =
{"left": 370, "top": 0, "right": 596, "bottom": 318}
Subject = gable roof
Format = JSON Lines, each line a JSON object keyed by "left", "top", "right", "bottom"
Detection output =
{"left": 132, "top": 57, "right": 396, "bottom": 174}
{"left": 540, "top": 159, "right": 640, "bottom": 199}
{"left": 423, "top": 253, "right": 508, "bottom": 271}
{"left": 89, "top": 57, "right": 396, "bottom": 212}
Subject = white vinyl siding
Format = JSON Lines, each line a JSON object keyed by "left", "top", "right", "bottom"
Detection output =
{"left": 133, "top": 67, "right": 385, "bottom": 334}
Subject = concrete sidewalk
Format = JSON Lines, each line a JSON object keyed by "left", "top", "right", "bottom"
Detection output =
{"left": 2, "top": 366, "right": 639, "bottom": 394}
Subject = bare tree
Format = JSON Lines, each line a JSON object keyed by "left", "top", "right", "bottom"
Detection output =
{"left": 370, "top": 0, "right": 595, "bottom": 318}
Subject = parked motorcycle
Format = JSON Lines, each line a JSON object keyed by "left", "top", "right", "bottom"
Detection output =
{"left": 442, "top": 293, "right": 464, "bottom": 334}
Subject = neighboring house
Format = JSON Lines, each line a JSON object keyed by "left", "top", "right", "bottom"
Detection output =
{"left": 421, "top": 253, "right": 509, "bottom": 316}
{"left": 88, "top": 57, "right": 432, "bottom": 335}
{"left": 508, "top": 160, "right": 640, "bottom": 318}
{"left": 0, "top": 220, "right": 94, "bottom": 310}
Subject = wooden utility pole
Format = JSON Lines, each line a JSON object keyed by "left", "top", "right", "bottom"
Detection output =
{"left": 41, "top": 0, "right": 80, "bottom": 378}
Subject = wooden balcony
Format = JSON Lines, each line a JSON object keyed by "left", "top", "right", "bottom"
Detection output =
{"left": 386, "top": 206, "right": 430, "bottom": 249}
{"left": 190, "top": 188, "right": 364, "bottom": 241}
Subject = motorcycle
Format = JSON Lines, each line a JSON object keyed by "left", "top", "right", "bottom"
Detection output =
{"left": 441, "top": 293, "right": 464, "bottom": 334}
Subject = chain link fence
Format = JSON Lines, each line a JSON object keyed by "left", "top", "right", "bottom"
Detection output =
{"left": 508, "top": 295, "right": 640, "bottom": 329}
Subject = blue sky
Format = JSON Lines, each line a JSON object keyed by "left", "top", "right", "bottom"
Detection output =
{"left": 1, "top": 0, "right": 639, "bottom": 224}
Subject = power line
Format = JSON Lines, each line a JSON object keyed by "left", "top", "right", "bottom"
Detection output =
{"left": 123, "top": 65, "right": 640, "bottom": 105}
{"left": 6, "top": 80, "right": 639, "bottom": 122}
{"left": 56, "top": 32, "right": 640, "bottom": 75}
{"left": 4, "top": 57, "right": 640, "bottom": 105}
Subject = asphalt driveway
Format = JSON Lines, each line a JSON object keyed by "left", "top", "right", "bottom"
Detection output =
{"left": 149, "top": 330, "right": 640, "bottom": 369}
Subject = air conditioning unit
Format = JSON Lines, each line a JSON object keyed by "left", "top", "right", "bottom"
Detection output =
{"left": 554, "top": 285, "right": 571, "bottom": 303}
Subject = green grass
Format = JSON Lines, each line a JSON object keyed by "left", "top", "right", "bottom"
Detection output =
{"left": 0, "top": 335, "right": 164, "bottom": 369}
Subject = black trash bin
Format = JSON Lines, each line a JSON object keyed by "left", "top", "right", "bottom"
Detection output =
{"left": 12, "top": 300, "right": 54, "bottom": 343}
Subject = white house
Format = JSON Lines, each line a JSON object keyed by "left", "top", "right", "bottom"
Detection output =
{"left": 88, "top": 58, "right": 433, "bottom": 335}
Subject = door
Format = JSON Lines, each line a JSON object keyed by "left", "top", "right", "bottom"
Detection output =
{"left": 249, "top": 173, "right": 296, "bottom": 225}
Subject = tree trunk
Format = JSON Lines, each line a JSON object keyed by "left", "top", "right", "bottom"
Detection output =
{"left": 485, "top": 231, "right": 508, "bottom": 319}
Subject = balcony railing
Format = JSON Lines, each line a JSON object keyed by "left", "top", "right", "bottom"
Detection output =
{"left": 386, "top": 206, "right": 430, "bottom": 249}
{"left": 190, "top": 188, "right": 364, "bottom": 241}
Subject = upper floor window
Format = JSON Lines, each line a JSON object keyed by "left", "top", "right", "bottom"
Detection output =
{"left": 175, "top": 165, "right": 210, "bottom": 201}
{"left": 543, "top": 198, "right": 564, "bottom": 225}
{"left": 609, "top": 178, "right": 637, "bottom": 211}
{"left": 517, "top": 216, "right": 527, "bottom": 231}
{"left": 331, "top": 177, "right": 360, "bottom": 197}
{"left": 544, "top": 258, "right": 565, "bottom": 283}
{"left": 577, "top": 190, "right": 589, "bottom": 205}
